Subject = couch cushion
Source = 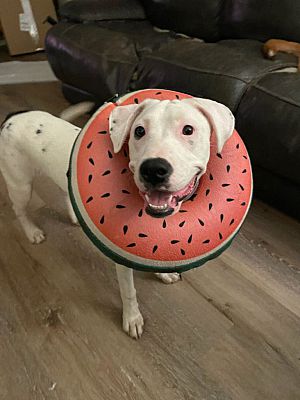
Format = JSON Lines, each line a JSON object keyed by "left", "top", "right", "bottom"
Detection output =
{"left": 132, "top": 39, "right": 297, "bottom": 111}
{"left": 46, "top": 22, "right": 138, "bottom": 101}
{"left": 222, "top": 0, "right": 300, "bottom": 42}
{"left": 236, "top": 72, "right": 300, "bottom": 187}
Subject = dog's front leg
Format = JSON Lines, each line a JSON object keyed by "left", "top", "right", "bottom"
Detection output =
{"left": 115, "top": 264, "right": 144, "bottom": 339}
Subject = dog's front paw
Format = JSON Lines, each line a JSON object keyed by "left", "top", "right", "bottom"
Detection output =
{"left": 155, "top": 272, "right": 181, "bottom": 284}
{"left": 26, "top": 227, "right": 46, "bottom": 244}
{"left": 122, "top": 309, "right": 144, "bottom": 339}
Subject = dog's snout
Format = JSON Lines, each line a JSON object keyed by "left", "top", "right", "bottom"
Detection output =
{"left": 140, "top": 158, "right": 173, "bottom": 186}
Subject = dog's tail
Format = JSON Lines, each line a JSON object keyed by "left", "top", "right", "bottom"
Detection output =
{"left": 60, "top": 101, "right": 95, "bottom": 123}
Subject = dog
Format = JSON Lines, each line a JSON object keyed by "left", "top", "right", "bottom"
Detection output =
{"left": 0, "top": 97, "right": 234, "bottom": 338}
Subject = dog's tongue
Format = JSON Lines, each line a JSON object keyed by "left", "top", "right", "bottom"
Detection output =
{"left": 146, "top": 191, "right": 172, "bottom": 207}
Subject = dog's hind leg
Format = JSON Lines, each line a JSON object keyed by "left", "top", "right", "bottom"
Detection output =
{"left": 6, "top": 180, "right": 46, "bottom": 244}
{"left": 0, "top": 152, "right": 45, "bottom": 244}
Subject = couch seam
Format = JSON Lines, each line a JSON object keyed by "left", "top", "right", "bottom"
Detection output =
{"left": 250, "top": 84, "right": 300, "bottom": 108}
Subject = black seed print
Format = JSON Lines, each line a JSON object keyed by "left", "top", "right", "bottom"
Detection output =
{"left": 203, "top": 239, "right": 210, "bottom": 244}
{"left": 198, "top": 219, "right": 205, "bottom": 226}
{"left": 138, "top": 233, "right": 148, "bottom": 238}
{"left": 226, "top": 198, "right": 234, "bottom": 202}
{"left": 102, "top": 170, "right": 111, "bottom": 176}
{"left": 189, "top": 193, "right": 197, "bottom": 201}
{"left": 241, "top": 202, "right": 246, "bottom": 206}
{"left": 217, "top": 153, "right": 222, "bottom": 159}
{"left": 156, "top": 92, "right": 162, "bottom": 95}
{"left": 209, "top": 173, "right": 213, "bottom": 181}
{"left": 36, "top": 129, "right": 42, "bottom": 134}
{"left": 42, "top": 148, "right": 46, "bottom": 153}
{"left": 108, "top": 150, "right": 113, "bottom": 159}
{"left": 134, "top": 98, "right": 139, "bottom": 104}
{"left": 88, "top": 174, "right": 93, "bottom": 183}
{"left": 175, "top": 94, "right": 180, "bottom": 99}
{"left": 123, "top": 149, "right": 128, "bottom": 157}
{"left": 226, "top": 165, "right": 230, "bottom": 173}
{"left": 152, "top": 245, "right": 158, "bottom": 254}
{"left": 179, "top": 209, "right": 187, "bottom": 213}
{"left": 222, "top": 183, "right": 230, "bottom": 187}
{"left": 121, "top": 168, "right": 127, "bottom": 174}
{"left": 116, "top": 204, "right": 126, "bottom": 209}
{"left": 138, "top": 209, "right": 143, "bottom": 217}
{"left": 209, "top": 203, "right": 213, "bottom": 211}
{"left": 122, "top": 189, "right": 130, "bottom": 194}
{"left": 219, "top": 232, "right": 223, "bottom": 240}
{"left": 162, "top": 220, "right": 167, "bottom": 228}
{"left": 98, "top": 130, "right": 107, "bottom": 134}
{"left": 236, "top": 143, "right": 240, "bottom": 149}
{"left": 89, "top": 158, "right": 95, "bottom": 166}
{"left": 171, "top": 240, "right": 180, "bottom": 244}
{"left": 205, "top": 189, "right": 210, "bottom": 196}
{"left": 180, "top": 249, "right": 186, "bottom": 256}
{"left": 230, "top": 218, "right": 235, "bottom": 226}
{"left": 188, "top": 234, "right": 193, "bottom": 244}
{"left": 123, "top": 225, "right": 128, "bottom": 235}
{"left": 100, "top": 215, "right": 105, "bottom": 224}
{"left": 242, "top": 169, "right": 247, "bottom": 174}
{"left": 220, "top": 213, "right": 224, "bottom": 223}
{"left": 127, "top": 243, "right": 136, "bottom": 248}
{"left": 243, "top": 155, "right": 247, "bottom": 159}
{"left": 86, "top": 196, "right": 93, "bottom": 203}
{"left": 87, "top": 141, "right": 93, "bottom": 149}
{"left": 101, "top": 193, "right": 110, "bottom": 198}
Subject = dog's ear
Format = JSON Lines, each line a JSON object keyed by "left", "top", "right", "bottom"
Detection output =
{"left": 109, "top": 104, "right": 139, "bottom": 153}
{"left": 183, "top": 98, "right": 235, "bottom": 153}
{"left": 109, "top": 99, "right": 159, "bottom": 153}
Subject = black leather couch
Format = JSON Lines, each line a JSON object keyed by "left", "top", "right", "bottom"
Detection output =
{"left": 45, "top": 0, "right": 300, "bottom": 219}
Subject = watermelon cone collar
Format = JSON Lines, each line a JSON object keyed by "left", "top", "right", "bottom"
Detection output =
{"left": 68, "top": 89, "right": 253, "bottom": 273}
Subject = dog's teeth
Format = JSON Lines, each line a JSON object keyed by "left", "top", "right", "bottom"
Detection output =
{"left": 145, "top": 194, "right": 150, "bottom": 202}
{"left": 148, "top": 203, "right": 168, "bottom": 210}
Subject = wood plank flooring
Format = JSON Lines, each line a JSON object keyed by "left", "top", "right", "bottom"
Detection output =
{"left": 0, "top": 81, "right": 300, "bottom": 400}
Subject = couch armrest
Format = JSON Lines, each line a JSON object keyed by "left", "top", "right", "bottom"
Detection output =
{"left": 59, "top": 0, "right": 146, "bottom": 22}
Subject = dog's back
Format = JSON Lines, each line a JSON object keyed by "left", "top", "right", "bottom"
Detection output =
{"left": 0, "top": 111, "right": 81, "bottom": 192}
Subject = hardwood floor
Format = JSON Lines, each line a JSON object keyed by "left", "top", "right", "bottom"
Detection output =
{"left": 0, "top": 81, "right": 299, "bottom": 400}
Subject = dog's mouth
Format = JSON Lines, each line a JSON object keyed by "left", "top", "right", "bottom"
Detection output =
{"left": 140, "top": 174, "right": 201, "bottom": 218}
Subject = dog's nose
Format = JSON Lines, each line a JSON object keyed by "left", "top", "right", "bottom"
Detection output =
{"left": 140, "top": 158, "right": 173, "bottom": 186}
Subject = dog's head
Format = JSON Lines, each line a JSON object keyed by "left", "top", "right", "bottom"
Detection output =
{"left": 109, "top": 97, "right": 234, "bottom": 217}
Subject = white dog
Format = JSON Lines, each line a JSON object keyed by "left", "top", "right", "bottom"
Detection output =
{"left": 0, "top": 97, "right": 234, "bottom": 338}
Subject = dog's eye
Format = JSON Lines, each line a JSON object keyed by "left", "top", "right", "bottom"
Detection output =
{"left": 182, "top": 125, "right": 194, "bottom": 135}
{"left": 134, "top": 126, "right": 146, "bottom": 139}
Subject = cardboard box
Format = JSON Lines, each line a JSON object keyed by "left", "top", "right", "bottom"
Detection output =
{"left": 0, "top": 0, "right": 57, "bottom": 55}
